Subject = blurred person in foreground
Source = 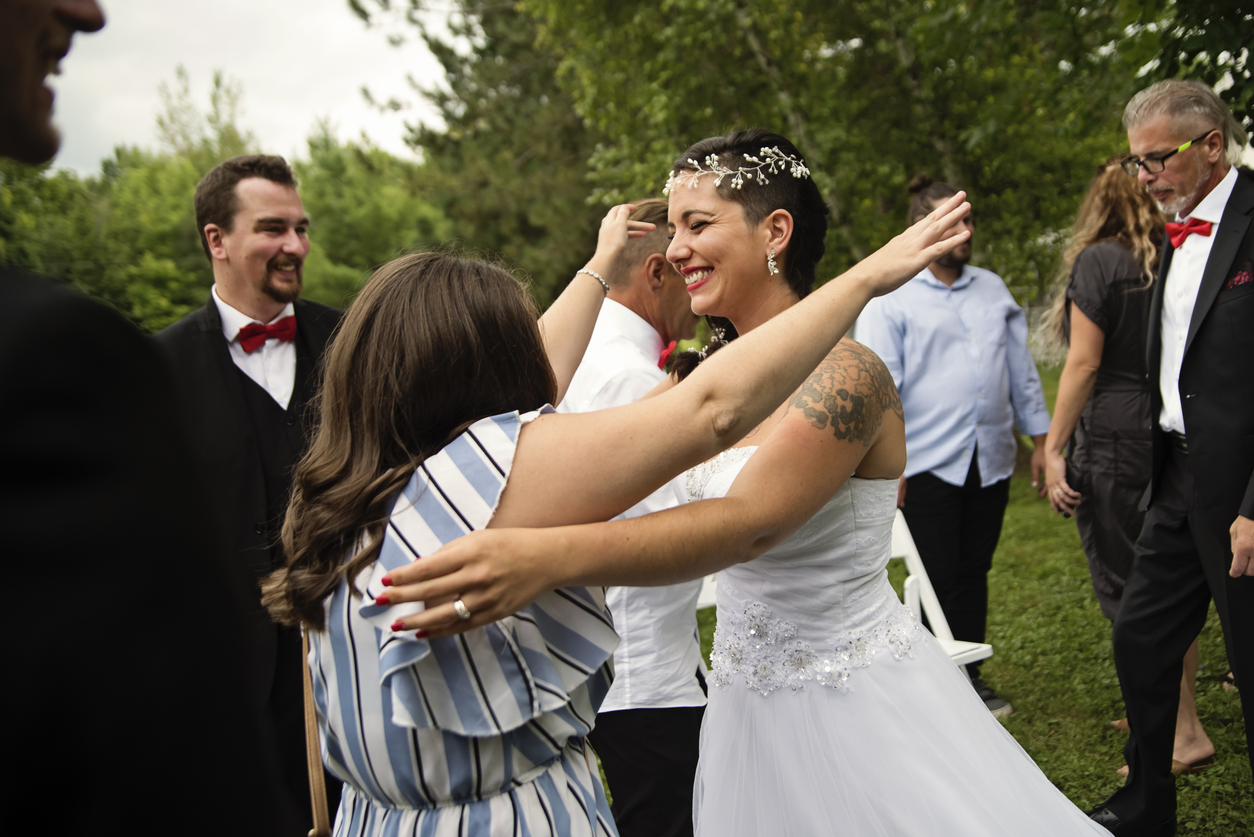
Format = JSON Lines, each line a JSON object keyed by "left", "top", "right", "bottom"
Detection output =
{"left": 856, "top": 175, "right": 1053, "bottom": 719}
{"left": 1086, "top": 79, "right": 1254, "bottom": 837}
{"left": 154, "top": 155, "right": 344, "bottom": 826}
{"left": 1041, "top": 159, "right": 1214, "bottom": 780}
{"left": 0, "top": 1, "right": 298, "bottom": 833}
{"left": 556, "top": 198, "right": 703, "bottom": 837}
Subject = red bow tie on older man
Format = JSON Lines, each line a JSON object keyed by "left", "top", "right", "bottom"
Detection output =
{"left": 1165, "top": 217, "right": 1213, "bottom": 249}
{"left": 238, "top": 316, "right": 297, "bottom": 354}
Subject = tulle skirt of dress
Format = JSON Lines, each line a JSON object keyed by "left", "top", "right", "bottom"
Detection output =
{"left": 693, "top": 629, "right": 1109, "bottom": 836}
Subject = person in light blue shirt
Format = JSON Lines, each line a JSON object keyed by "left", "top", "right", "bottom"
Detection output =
{"left": 857, "top": 175, "right": 1052, "bottom": 717}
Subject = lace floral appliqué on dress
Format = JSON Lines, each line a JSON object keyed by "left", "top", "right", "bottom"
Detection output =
{"left": 711, "top": 598, "right": 920, "bottom": 696}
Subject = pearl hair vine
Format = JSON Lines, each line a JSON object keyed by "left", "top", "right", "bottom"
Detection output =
{"left": 663, "top": 147, "right": 812, "bottom": 195}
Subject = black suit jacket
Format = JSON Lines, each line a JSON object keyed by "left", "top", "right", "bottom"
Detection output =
{"left": 1144, "top": 169, "right": 1254, "bottom": 534}
{"left": 154, "top": 295, "right": 342, "bottom": 704}
{"left": 0, "top": 269, "right": 299, "bottom": 834}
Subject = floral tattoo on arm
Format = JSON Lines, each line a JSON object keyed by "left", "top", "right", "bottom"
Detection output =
{"left": 790, "top": 342, "right": 904, "bottom": 445}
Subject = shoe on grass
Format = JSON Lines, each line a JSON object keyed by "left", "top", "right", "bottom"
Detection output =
{"left": 971, "top": 678, "right": 1013, "bottom": 718}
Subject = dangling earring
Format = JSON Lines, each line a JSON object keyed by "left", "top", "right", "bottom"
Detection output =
{"left": 767, "top": 248, "right": 779, "bottom": 276}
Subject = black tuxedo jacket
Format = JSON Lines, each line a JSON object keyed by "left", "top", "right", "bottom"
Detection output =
{"left": 154, "top": 295, "right": 342, "bottom": 703}
{"left": 0, "top": 269, "right": 299, "bottom": 833}
{"left": 1145, "top": 169, "right": 1254, "bottom": 534}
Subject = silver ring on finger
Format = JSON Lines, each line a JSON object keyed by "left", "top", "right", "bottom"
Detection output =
{"left": 453, "top": 598, "right": 473, "bottom": 621}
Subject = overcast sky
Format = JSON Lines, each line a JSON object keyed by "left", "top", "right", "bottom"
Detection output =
{"left": 49, "top": 0, "right": 446, "bottom": 174}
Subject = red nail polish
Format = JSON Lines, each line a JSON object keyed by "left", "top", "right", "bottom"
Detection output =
{"left": 381, "top": 575, "right": 393, "bottom": 587}
{"left": 415, "top": 630, "right": 427, "bottom": 639}
{"left": 390, "top": 620, "right": 405, "bottom": 632}
{"left": 375, "top": 593, "right": 390, "bottom": 606}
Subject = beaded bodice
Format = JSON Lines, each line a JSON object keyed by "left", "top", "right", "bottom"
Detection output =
{"left": 688, "top": 446, "right": 919, "bottom": 696}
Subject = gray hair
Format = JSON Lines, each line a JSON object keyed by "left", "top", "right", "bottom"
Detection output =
{"left": 1123, "top": 79, "right": 1249, "bottom": 166}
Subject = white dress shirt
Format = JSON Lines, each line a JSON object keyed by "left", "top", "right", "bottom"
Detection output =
{"left": 211, "top": 285, "right": 297, "bottom": 409}
{"left": 557, "top": 300, "right": 707, "bottom": 712}
{"left": 1158, "top": 165, "right": 1239, "bottom": 434}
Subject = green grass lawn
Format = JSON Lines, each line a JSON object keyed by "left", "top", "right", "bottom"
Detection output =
{"left": 688, "top": 363, "right": 1251, "bottom": 833}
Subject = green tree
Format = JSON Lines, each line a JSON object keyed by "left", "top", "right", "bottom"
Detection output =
{"left": 1, "top": 67, "right": 448, "bottom": 330}
{"left": 1154, "top": 0, "right": 1253, "bottom": 131}
{"left": 352, "top": 0, "right": 604, "bottom": 305}
{"left": 526, "top": 0, "right": 1166, "bottom": 304}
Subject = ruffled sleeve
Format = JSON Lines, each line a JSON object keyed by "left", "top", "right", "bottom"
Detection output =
{"left": 354, "top": 408, "right": 619, "bottom": 738}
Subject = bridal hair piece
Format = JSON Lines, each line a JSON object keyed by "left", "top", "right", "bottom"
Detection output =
{"left": 664, "top": 147, "right": 812, "bottom": 195}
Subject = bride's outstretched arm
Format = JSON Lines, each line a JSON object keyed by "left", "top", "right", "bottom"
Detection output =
{"left": 384, "top": 340, "right": 907, "bottom": 637}
{"left": 486, "top": 193, "right": 969, "bottom": 530}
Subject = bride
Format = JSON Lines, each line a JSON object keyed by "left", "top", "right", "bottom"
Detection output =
{"left": 384, "top": 130, "right": 1112, "bottom": 835}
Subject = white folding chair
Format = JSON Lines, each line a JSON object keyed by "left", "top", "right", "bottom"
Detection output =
{"left": 890, "top": 509, "right": 993, "bottom": 672}
{"left": 696, "top": 575, "right": 718, "bottom": 610}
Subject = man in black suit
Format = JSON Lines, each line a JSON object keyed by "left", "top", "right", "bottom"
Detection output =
{"left": 1, "top": 2, "right": 299, "bottom": 833}
{"left": 1088, "top": 79, "right": 1254, "bottom": 837}
{"left": 154, "top": 155, "right": 343, "bottom": 824}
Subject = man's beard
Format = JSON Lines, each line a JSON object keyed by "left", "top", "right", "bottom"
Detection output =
{"left": 262, "top": 255, "right": 303, "bottom": 304}
{"left": 935, "top": 247, "right": 970, "bottom": 271}
{"left": 1154, "top": 157, "right": 1211, "bottom": 216}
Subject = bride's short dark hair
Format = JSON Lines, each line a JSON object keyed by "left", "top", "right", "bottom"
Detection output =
{"left": 671, "top": 129, "right": 829, "bottom": 301}
{"left": 668, "top": 130, "right": 829, "bottom": 380}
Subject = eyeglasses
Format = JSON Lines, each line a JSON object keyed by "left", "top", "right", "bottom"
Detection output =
{"left": 1121, "top": 130, "right": 1216, "bottom": 176}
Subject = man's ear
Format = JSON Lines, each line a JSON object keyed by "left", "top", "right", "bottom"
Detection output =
{"left": 644, "top": 253, "right": 669, "bottom": 292}
{"left": 204, "top": 225, "right": 228, "bottom": 261}
{"left": 763, "top": 208, "right": 794, "bottom": 258}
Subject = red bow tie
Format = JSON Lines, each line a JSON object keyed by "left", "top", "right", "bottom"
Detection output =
{"left": 1165, "top": 218, "right": 1213, "bottom": 249}
{"left": 658, "top": 340, "right": 677, "bottom": 370}
{"left": 238, "top": 316, "right": 297, "bottom": 354}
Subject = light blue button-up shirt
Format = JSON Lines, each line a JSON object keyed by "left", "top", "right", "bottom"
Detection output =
{"left": 856, "top": 265, "right": 1051, "bottom": 487}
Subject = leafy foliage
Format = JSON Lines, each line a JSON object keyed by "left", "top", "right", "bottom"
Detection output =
{"left": 1155, "top": 1, "right": 1253, "bottom": 132}
{"left": 0, "top": 69, "right": 447, "bottom": 331}
{"left": 526, "top": 0, "right": 1167, "bottom": 304}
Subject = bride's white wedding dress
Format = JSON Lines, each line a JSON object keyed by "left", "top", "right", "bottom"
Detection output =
{"left": 687, "top": 447, "right": 1109, "bottom": 836}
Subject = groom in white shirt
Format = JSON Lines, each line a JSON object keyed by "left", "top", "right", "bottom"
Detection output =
{"left": 559, "top": 198, "right": 703, "bottom": 837}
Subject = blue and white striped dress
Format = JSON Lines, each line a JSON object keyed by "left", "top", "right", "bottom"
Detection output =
{"left": 310, "top": 409, "right": 620, "bottom": 836}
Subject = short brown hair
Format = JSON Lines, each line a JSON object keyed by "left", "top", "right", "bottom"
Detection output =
{"left": 607, "top": 198, "right": 673, "bottom": 288}
{"left": 906, "top": 173, "right": 959, "bottom": 225}
{"left": 193, "top": 155, "right": 297, "bottom": 261}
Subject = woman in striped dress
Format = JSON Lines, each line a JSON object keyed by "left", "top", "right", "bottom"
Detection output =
{"left": 262, "top": 196, "right": 972, "bottom": 836}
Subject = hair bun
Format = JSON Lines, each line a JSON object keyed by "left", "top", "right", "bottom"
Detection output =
{"left": 907, "top": 173, "right": 934, "bottom": 195}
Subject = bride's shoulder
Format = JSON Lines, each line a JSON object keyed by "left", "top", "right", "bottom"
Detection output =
{"left": 787, "top": 339, "right": 903, "bottom": 444}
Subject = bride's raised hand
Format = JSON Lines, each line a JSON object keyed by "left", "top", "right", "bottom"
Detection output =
{"left": 850, "top": 191, "right": 970, "bottom": 297}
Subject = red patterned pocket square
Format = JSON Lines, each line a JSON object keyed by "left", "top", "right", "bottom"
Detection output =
{"left": 1226, "top": 269, "right": 1252, "bottom": 290}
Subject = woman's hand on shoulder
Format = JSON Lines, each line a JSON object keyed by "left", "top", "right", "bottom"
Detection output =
{"left": 850, "top": 192, "right": 970, "bottom": 297}
{"left": 379, "top": 528, "right": 561, "bottom": 638}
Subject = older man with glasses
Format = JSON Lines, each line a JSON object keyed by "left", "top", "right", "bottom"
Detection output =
{"left": 1086, "top": 79, "right": 1254, "bottom": 837}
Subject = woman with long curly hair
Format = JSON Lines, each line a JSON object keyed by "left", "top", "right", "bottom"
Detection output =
{"left": 1041, "top": 159, "right": 1214, "bottom": 775}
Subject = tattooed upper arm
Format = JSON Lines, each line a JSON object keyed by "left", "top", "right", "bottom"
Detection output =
{"left": 789, "top": 341, "right": 904, "bottom": 445}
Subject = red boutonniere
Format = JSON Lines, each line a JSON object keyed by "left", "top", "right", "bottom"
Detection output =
{"left": 658, "top": 340, "right": 677, "bottom": 370}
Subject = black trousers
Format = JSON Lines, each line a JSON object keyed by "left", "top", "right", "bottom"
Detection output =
{"left": 588, "top": 704, "right": 705, "bottom": 837}
{"left": 902, "top": 457, "right": 1011, "bottom": 678}
{"left": 1107, "top": 443, "right": 1254, "bottom": 821}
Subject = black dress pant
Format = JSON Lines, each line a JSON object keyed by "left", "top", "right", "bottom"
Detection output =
{"left": 1107, "top": 443, "right": 1254, "bottom": 822}
{"left": 588, "top": 704, "right": 705, "bottom": 837}
{"left": 902, "top": 456, "right": 1011, "bottom": 678}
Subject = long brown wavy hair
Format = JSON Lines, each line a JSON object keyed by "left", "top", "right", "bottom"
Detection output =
{"left": 1044, "top": 158, "right": 1164, "bottom": 346}
{"left": 262, "top": 252, "right": 557, "bottom": 629}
